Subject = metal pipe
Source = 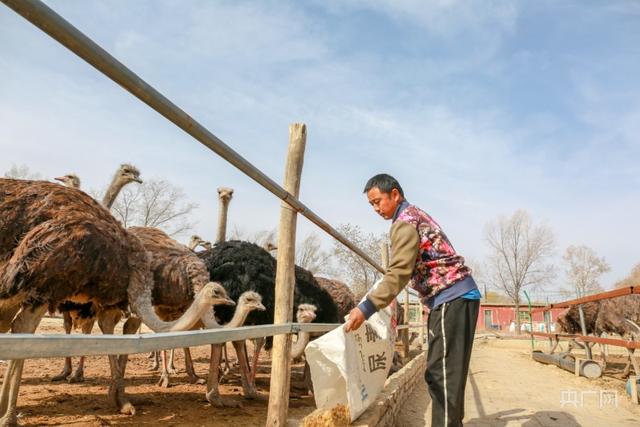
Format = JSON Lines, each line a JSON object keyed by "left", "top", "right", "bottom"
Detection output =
{"left": 1, "top": 0, "right": 385, "bottom": 275}
{"left": 532, "top": 351, "right": 602, "bottom": 379}
{"left": 578, "top": 304, "right": 593, "bottom": 359}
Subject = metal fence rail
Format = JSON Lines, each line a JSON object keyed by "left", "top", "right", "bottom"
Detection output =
{"left": 0, "top": 323, "right": 339, "bottom": 360}
{"left": 530, "top": 286, "right": 639, "bottom": 314}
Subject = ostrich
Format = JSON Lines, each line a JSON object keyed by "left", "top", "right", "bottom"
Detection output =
{"left": 291, "top": 303, "right": 318, "bottom": 361}
{"left": 188, "top": 235, "right": 212, "bottom": 251}
{"left": 53, "top": 174, "right": 81, "bottom": 189}
{"left": 555, "top": 297, "right": 640, "bottom": 376}
{"left": 594, "top": 295, "right": 640, "bottom": 376}
{"left": 198, "top": 240, "right": 340, "bottom": 392}
{"left": 0, "top": 179, "right": 229, "bottom": 424}
{"left": 314, "top": 277, "right": 356, "bottom": 319}
{"left": 215, "top": 187, "right": 234, "bottom": 244}
{"left": 51, "top": 165, "right": 142, "bottom": 383}
{"left": 205, "top": 291, "right": 266, "bottom": 407}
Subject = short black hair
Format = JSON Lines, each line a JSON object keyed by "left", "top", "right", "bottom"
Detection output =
{"left": 363, "top": 174, "right": 404, "bottom": 197}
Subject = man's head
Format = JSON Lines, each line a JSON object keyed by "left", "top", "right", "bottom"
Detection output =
{"left": 363, "top": 174, "right": 405, "bottom": 220}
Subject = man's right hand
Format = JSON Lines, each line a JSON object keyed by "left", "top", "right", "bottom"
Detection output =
{"left": 344, "top": 307, "right": 365, "bottom": 333}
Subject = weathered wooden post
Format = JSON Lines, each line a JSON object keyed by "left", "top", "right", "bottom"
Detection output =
{"left": 403, "top": 289, "right": 410, "bottom": 359}
{"left": 266, "top": 123, "right": 307, "bottom": 426}
{"left": 418, "top": 301, "right": 425, "bottom": 350}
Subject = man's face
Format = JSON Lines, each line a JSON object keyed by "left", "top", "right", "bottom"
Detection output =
{"left": 367, "top": 187, "right": 402, "bottom": 220}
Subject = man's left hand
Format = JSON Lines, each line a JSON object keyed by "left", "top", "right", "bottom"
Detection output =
{"left": 344, "top": 307, "right": 365, "bottom": 333}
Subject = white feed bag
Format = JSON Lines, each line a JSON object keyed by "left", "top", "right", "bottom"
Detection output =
{"left": 305, "top": 281, "right": 396, "bottom": 422}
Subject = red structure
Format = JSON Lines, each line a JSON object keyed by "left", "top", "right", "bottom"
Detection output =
{"left": 477, "top": 303, "right": 566, "bottom": 332}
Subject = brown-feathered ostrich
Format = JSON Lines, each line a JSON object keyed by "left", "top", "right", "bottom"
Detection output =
{"left": 554, "top": 297, "right": 640, "bottom": 376}
{"left": 314, "top": 277, "right": 356, "bottom": 319}
{"left": 594, "top": 295, "right": 640, "bottom": 376}
{"left": 0, "top": 179, "right": 230, "bottom": 424}
{"left": 198, "top": 240, "right": 340, "bottom": 396}
{"left": 51, "top": 164, "right": 142, "bottom": 383}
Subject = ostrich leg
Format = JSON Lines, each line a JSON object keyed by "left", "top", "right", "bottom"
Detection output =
{"left": 98, "top": 309, "right": 134, "bottom": 415}
{"left": 233, "top": 340, "right": 263, "bottom": 400}
{"left": 184, "top": 348, "right": 205, "bottom": 384}
{"left": 167, "top": 349, "right": 178, "bottom": 374}
{"left": 118, "top": 316, "right": 142, "bottom": 377}
{"left": 51, "top": 311, "right": 73, "bottom": 381}
{"left": 0, "top": 305, "right": 47, "bottom": 427}
{"left": 157, "top": 350, "right": 172, "bottom": 388}
{"left": 148, "top": 352, "right": 160, "bottom": 371}
{"left": 68, "top": 318, "right": 96, "bottom": 383}
{"left": 250, "top": 337, "right": 265, "bottom": 382}
{"left": 206, "top": 344, "right": 241, "bottom": 408}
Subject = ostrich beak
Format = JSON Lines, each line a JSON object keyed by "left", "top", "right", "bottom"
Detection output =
{"left": 54, "top": 177, "right": 65, "bottom": 182}
{"left": 222, "top": 298, "right": 235, "bottom": 306}
{"left": 134, "top": 177, "right": 143, "bottom": 184}
{"left": 256, "top": 303, "right": 266, "bottom": 311}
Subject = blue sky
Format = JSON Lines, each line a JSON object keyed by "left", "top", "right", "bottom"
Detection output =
{"left": 1, "top": 1, "right": 639, "bottom": 297}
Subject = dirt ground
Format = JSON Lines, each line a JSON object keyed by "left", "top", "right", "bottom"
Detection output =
{"left": 1, "top": 317, "right": 316, "bottom": 426}
{"left": 398, "top": 337, "right": 640, "bottom": 426}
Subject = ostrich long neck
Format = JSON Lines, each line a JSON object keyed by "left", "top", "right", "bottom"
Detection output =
{"left": 223, "top": 304, "right": 252, "bottom": 329}
{"left": 132, "top": 286, "right": 215, "bottom": 333}
{"left": 216, "top": 199, "right": 230, "bottom": 243}
{"left": 102, "top": 176, "right": 127, "bottom": 209}
{"left": 291, "top": 331, "right": 310, "bottom": 360}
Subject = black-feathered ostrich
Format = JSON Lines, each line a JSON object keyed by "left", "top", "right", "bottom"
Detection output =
{"left": 198, "top": 240, "right": 341, "bottom": 398}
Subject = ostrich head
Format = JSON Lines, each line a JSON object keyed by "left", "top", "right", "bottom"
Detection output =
{"left": 201, "top": 282, "right": 235, "bottom": 306}
{"left": 190, "top": 234, "right": 205, "bottom": 248}
{"left": 217, "top": 187, "right": 234, "bottom": 203}
{"left": 54, "top": 174, "right": 81, "bottom": 189}
{"left": 237, "top": 291, "right": 266, "bottom": 312}
{"left": 115, "top": 164, "right": 143, "bottom": 186}
{"left": 296, "top": 304, "right": 317, "bottom": 323}
{"left": 264, "top": 242, "right": 278, "bottom": 252}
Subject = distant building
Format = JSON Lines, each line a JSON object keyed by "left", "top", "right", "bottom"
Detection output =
{"left": 476, "top": 303, "right": 565, "bottom": 332}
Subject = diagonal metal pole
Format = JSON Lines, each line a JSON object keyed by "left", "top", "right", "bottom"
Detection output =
{"left": 1, "top": 0, "right": 385, "bottom": 275}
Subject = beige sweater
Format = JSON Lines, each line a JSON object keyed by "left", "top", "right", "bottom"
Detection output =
{"left": 367, "top": 221, "right": 419, "bottom": 310}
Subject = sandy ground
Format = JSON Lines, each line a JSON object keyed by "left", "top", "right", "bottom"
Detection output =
{"left": 1, "top": 317, "right": 316, "bottom": 426}
{"left": 398, "top": 337, "right": 640, "bottom": 426}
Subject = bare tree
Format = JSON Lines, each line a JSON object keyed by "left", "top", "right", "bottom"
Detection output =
{"left": 4, "top": 163, "right": 41, "bottom": 180}
{"left": 296, "top": 233, "right": 332, "bottom": 276}
{"left": 563, "top": 245, "right": 610, "bottom": 298}
{"left": 111, "top": 179, "right": 197, "bottom": 238}
{"left": 615, "top": 262, "right": 640, "bottom": 288}
{"left": 331, "top": 223, "right": 387, "bottom": 299}
{"left": 484, "top": 210, "right": 555, "bottom": 333}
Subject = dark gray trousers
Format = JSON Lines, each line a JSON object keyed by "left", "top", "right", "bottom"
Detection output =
{"left": 425, "top": 297, "right": 479, "bottom": 427}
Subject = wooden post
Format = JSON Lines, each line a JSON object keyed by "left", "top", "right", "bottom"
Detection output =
{"left": 418, "top": 301, "right": 425, "bottom": 350}
{"left": 266, "top": 123, "right": 307, "bottom": 426}
{"left": 403, "top": 289, "right": 410, "bottom": 359}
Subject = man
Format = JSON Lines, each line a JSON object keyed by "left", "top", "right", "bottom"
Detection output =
{"left": 344, "top": 174, "right": 480, "bottom": 427}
